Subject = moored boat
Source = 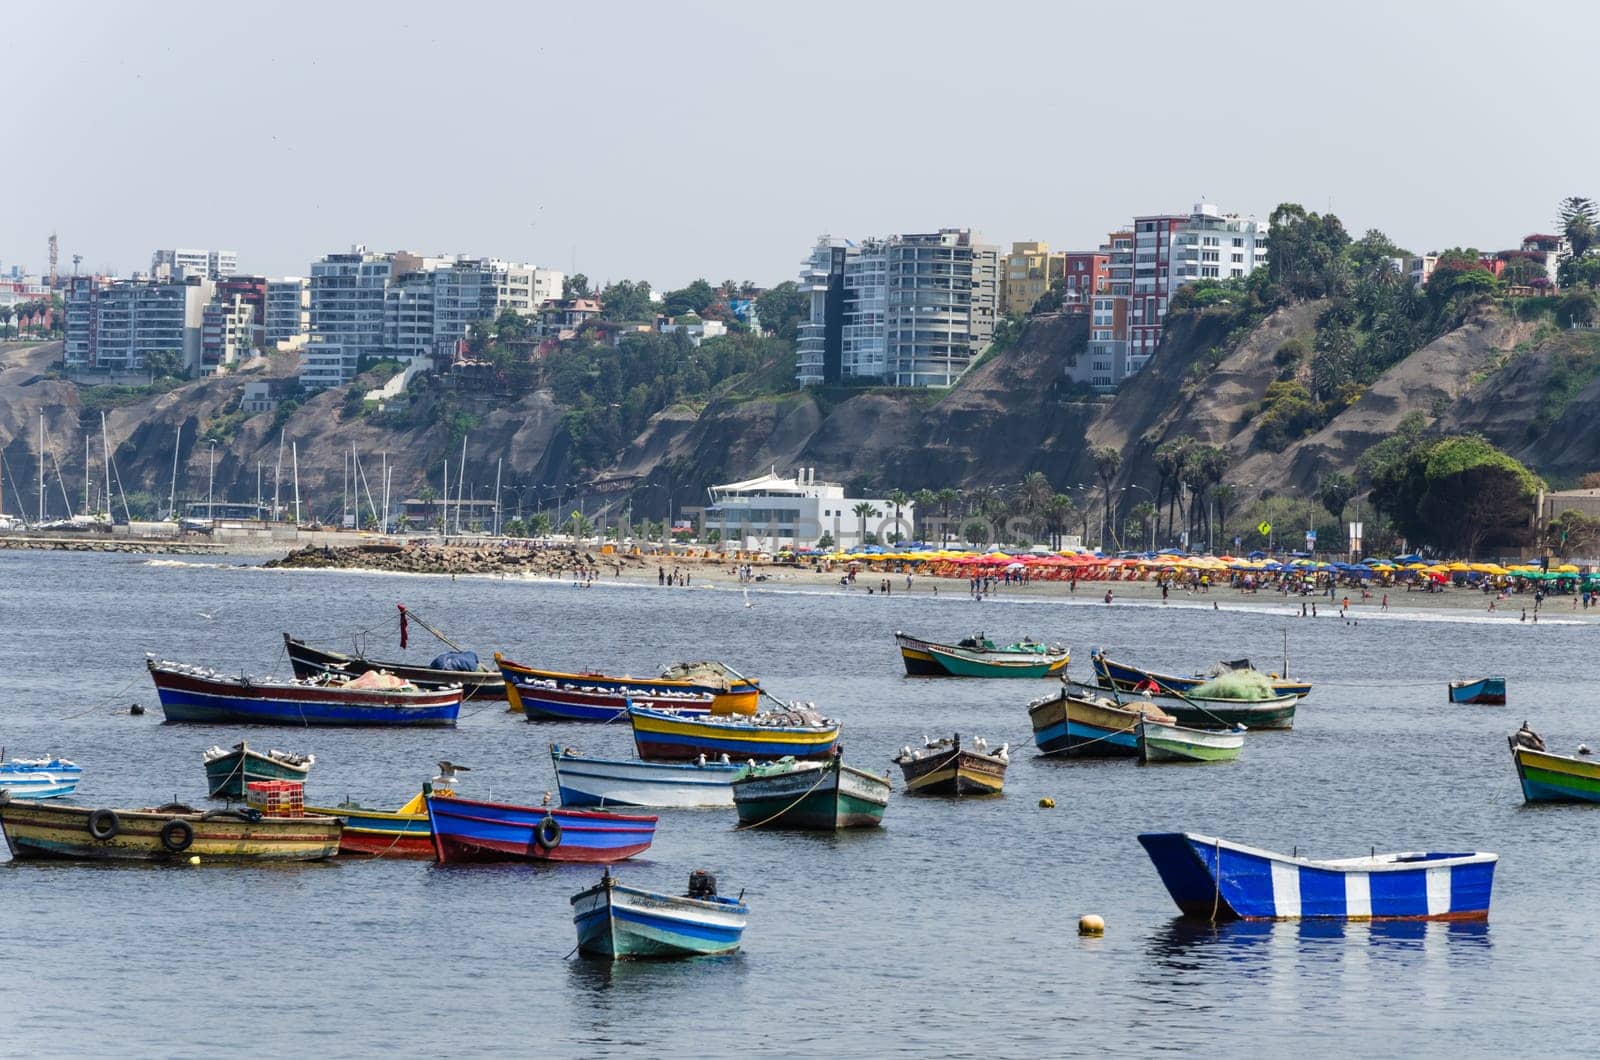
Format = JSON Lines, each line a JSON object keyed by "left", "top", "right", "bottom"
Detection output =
{"left": 495, "top": 655, "right": 759, "bottom": 716}
{"left": 730, "top": 754, "right": 889, "bottom": 829}
{"left": 426, "top": 794, "right": 657, "bottom": 863}
{"left": 571, "top": 868, "right": 748, "bottom": 960}
{"left": 894, "top": 631, "right": 1069, "bottom": 678}
{"left": 1136, "top": 719, "right": 1246, "bottom": 764}
{"left": 1138, "top": 831, "right": 1498, "bottom": 921}
{"left": 1449, "top": 676, "right": 1506, "bottom": 705}
{"left": 0, "top": 793, "right": 342, "bottom": 862}
{"left": 307, "top": 762, "right": 469, "bottom": 857}
{"left": 1092, "top": 651, "right": 1312, "bottom": 699}
{"left": 1028, "top": 685, "right": 1175, "bottom": 758}
{"left": 202, "top": 740, "right": 314, "bottom": 798}
{"left": 1508, "top": 723, "right": 1600, "bottom": 803}
{"left": 503, "top": 662, "right": 714, "bottom": 723}
{"left": 893, "top": 734, "right": 1008, "bottom": 795}
{"left": 551, "top": 744, "right": 738, "bottom": 809}
{"left": 148, "top": 658, "right": 462, "bottom": 727}
{"left": 630, "top": 704, "right": 841, "bottom": 762}
{"left": 1068, "top": 678, "right": 1298, "bottom": 731}
{"left": 0, "top": 756, "right": 82, "bottom": 800}
{"left": 284, "top": 632, "right": 506, "bottom": 701}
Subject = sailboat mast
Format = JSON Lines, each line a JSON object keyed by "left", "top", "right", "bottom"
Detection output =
{"left": 291, "top": 442, "right": 300, "bottom": 525}
{"left": 85, "top": 435, "right": 91, "bottom": 515}
{"left": 381, "top": 452, "right": 389, "bottom": 534}
{"left": 274, "top": 431, "right": 284, "bottom": 522}
{"left": 101, "top": 412, "right": 127, "bottom": 526}
{"left": 443, "top": 461, "right": 449, "bottom": 540}
{"left": 456, "top": 434, "right": 467, "bottom": 535}
{"left": 38, "top": 412, "right": 44, "bottom": 524}
{"left": 343, "top": 446, "right": 350, "bottom": 530}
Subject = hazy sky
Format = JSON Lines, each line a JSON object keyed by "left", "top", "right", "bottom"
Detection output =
{"left": 6, "top": 1, "right": 1596, "bottom": 289}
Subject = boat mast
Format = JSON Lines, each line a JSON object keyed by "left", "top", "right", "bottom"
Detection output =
{"left": 273, "top": 431, "right": 284, "bottom": 522}
{"left": 168, "top": 424, "right": 181, "bottom": 520}
{"left": 102, "top": 412, "right": 129, "bottom": 525}
{"left": 342, "top": 446, "right": 349, "bottom": 530}
{"left": 291, "top": 441, "right": 300, "bottom": 525}
{"left": 442, "top": 460, "right": 449, "bottom": 540}
{"left": 493, "top": 458, "right": 502, "bottom": 537}
{"left": 381, "top": 451, "right": 389, "bottom": 534}
{"left": 38, "top": 412, "right": 44, "bottom": 524}
{"left": 456, "top": 434, "right": 467, "bottom": 535}
{"left": 51, "top": 451, "right": 72, "bottom": 517}
{"left": 84, "top": 434, "right": 90, "bottom": 516}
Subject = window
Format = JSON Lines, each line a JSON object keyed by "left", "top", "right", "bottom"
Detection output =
{"left": 1232, "top": 238, "right": 1243, "bottom": 247}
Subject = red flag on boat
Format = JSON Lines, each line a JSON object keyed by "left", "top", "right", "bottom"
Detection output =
{"left": 399, "top": 604, "right": 408, "bottom": 649}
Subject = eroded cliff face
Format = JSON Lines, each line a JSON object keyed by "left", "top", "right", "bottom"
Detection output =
{"left": 3, "top": 300, "right": 1595, "bottom": 525}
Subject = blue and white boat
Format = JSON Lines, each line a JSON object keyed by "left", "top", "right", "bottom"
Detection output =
{"left": 0, "top": 756, "right": 82, "bottom": 800}
{"left": 570, "top": 869, "right": 748, "bottom": 959}
{"left": 1138, "top": 831, "right": 1499, "bottom": 921}
{"left": 147, "top": 658, "right": 462, "bottom": 727}
{"left": 551, "top": 744, "right": 738, "bottom": 808}
{"left": 1447, "top": 676, "right": 1506, "bottom": 705}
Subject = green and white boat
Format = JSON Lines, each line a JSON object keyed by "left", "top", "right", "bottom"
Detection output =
{"left": 730, "top": 755, "right": 889, "bottom": 829}
{"left": 1136, "top": 719, "right": 1246, "bottom": 764}
{"left": 201, "top": 740, "right": 314, "bottom": 798}
{"left": 895, "top": 631, "right": 1069, "bottom": 678}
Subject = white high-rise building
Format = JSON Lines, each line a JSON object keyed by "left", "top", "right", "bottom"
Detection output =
{"left": 301, "top": 246, "right": 396, "bottom": 389}
{"left": 265, "top": 277, "right": 310, "bottom": 348}
{"left": 64, "top": 276, "right": 215, "bottom": 372}
{"left": 152, "top": 248, "right": 237, "bottom": 281}
{"left": 1129, "top": 203, "right": 1266, "bottom": 373}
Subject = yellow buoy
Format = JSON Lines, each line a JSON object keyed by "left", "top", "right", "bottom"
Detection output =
{"left": 1038, "top": 797, "right": 1055, "bottom": 808}
{"left": 188, "top": 855, "right": 201, "bottom": 865}
{"left": 1079, "top": 914, "right": 1104, "bottom": 936}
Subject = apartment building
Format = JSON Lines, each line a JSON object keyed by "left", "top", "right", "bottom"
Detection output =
{"left": 301, "top": 247, "right": 398, "bottom": 389}
{"left": 1128, "top": 204, "right": 1266, "bottom": 374}
{"left": 64, "top": 276, "right": 215, "bottom": 372}
{"left": 1061, "top": 251, "right": 1111, "bottom": 313}
{"left": 265, "top": 277, "right": 310, "bottom": 348}
{"left": 796, "top": 230, "right": 998, "bottom": 388}
{"left": 200, "top": 293, "right": 259, "bottom": 374}
{"left": 152, "top": 248, "right": 238, "bottom": 281}
{"left": 1001, "top": 241, "right": 1066, "bottom": 316}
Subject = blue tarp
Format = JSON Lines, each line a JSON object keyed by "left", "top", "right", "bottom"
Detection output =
{"left": 431, "top": 651, "right": 481, "bottom": 672}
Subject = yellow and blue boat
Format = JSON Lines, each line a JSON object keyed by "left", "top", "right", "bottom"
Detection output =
{"left": 629, "top": 705, "right": 840, "bottom": 762}
{"left": 0, "top": 794, "right": 341, "bottom": 862}
{"left": 1509, "top": 726, "right": 1600, "bottom": 803}
{"left": 895, "top": 632, "right": 1068, "bottom": 678}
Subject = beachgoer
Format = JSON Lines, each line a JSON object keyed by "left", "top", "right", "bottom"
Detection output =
{"left": 1104, "top": 589, "right": 1114, "bottom": 605}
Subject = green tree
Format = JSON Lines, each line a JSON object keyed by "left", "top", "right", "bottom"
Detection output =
{"left": 662, "top": 279, "right": 716, "bottom": 317}
{"left": 886, "top": 489, "right": 910, "bottom": 543}
{"left": 1126, "top": 500, "right": 1157, "bottom": 551}
{"left": 936, "top": 488, "right": 959, "bottom": 545}
{"left": 1416, "top": 436, "right": 1543, "bottom": 556}
{"left": 1547, "top": 508, "right": 1600, "bottom": 557}
{"left": 754, "top": 281, "right": 808, "bottom": 342}
{"left": 962, "top": 519, "right": 988, "bottom": 547}
{"left": 1045, "top": 494, "right": 1077, "bottom": 550}
{"left": 1091, "top": 446, "right": 1122, "bottom": 550}
{"left": 1559, "top": 196, "right": 1598, "bottom": 263}
{"left": 1317, "top": 473, "right": 1355, "bottom": 524}
{"left": 911, "top": 488, "right": 937, "bottom": 540}
{"left": 817, "top": 530, "right": 835, "bottom": 549}
{"left": 851, "top": 501, "right": 881, "bottom": 547}
{"left": 598, "top": 280, "right": 655, "bottom": 322}
{"left": 566, "top": 273, "right": 592, "bottom": 299}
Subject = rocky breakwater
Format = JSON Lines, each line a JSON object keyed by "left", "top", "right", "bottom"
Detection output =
{"left": 263, "top": 542, "right": 650, "bottom": 577}
{"left": 0, "top": 535, "right": 225, "bottom": 554}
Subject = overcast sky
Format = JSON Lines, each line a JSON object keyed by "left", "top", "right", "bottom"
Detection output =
{"left": 5, "top": 1, "right": 1595, "bottom": 289}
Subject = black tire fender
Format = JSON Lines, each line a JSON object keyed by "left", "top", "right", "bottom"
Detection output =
{"left": 160, "top": 818, "right": 195, "bottom": 853}
{"left": 535, "top": 815, "right": 562, "bottom": 850}
{"left": 87, "top": 809, "right": 121, "bottom": 841}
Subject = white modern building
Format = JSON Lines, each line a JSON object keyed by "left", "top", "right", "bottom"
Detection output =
{"left": 658, "top": 317, "right": 727, "bottom": 346}
{"left": 703, "top": 467, "right": 912, "bottom": 550}
{"left": 265, "top": 277, "right": 310, "bottom": 348}
{"left": 199, "top": 292, "right": 259, "bottom": 374}
{"left": 64, "top": 276, "right": 215, "bottom": 372}
{"left": 301, "top": 246, "right": 401, "bottom": 389}
{"left": 152, "top": 248, "right": 238, "bottom": 281}
{"left": 1129, "top": 203, "right": 1266, "bottom": 373}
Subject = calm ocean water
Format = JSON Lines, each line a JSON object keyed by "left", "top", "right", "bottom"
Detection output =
{"left": 0, "top": 552, "right": 1593, "bottom": 1056}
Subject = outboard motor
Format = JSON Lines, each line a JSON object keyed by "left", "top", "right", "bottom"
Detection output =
{"left": 688, "top": 869, "right": 718, "bottom": 900}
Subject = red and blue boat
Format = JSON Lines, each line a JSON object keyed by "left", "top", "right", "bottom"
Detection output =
{"left": 147, "top": 658, "right": 462, "bottom": 727}
{"left": 629, "top": 705, "right": 841, "bottom": 762}
{"left": 426, "top": 794, "right": 657, "bottom": 863}
{"left": 500, "top": 658, "right": 715, "bottom": 722}
{"left": 1139, "top": 831, "right": 1498, "bottom": 921}
{"left": 494, "top": 654, "right": 760, "bottom": 716}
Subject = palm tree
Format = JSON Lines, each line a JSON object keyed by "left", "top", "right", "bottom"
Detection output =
{"left": 936, "top": 488, "right": 959, "bottom": 546}
{"left": 1021, "top": 470, "right": 1053, "bottom": 541}
{"left": 1091, "top": 447, "right": 1122, "bottom": 551}
{"left": 886, "top": 489, "right": 910, "bottom": 544}
{"left": 0, "top": 305, "right": 12, "bottom": 339}
{"left": 851, "top": 501, "right": 881, "bottom": 547}
{"left": 1127, "top": 501, "right": 1157, "bottom": 551}
{"left": 911, "top": 488, "right": 937, "bottom": 540}
{"left": 1045, "top": 493, "right": 1076, "bottom": 550}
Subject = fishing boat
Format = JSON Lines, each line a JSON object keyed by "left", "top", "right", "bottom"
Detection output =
{"left": 504, "top": 663, "right": 715, "bottom": 723}
{"left": 307, "top": 762, "right": 469, "bottom": 857}
{"left": 1507, "top": 724, "right": 1600, "bottom": 803}
{"left": 1091, "top": 650, "right": 1313, "bottom": 699}
{"left": 571, "top": 868, "right": 748, "bottom": 960}
{"left": 630, "top": 704, "right": 841, "bottom": 762}
{"left": 894, "top": 631, "right": 1069, "bottom": 678}
{"left": 1448, "top": 676, "right": 1506, "bottom": 705}
{"left": 202, "top": 741, "right": 314, "bottom": 798}
{"left": 1138, "top": 831, "right": 1499, "bottom": 921}
{"left": 1027, "top": 685, "right": 1175, "bottom": 758}
{"left": 892, "top": 734, "right": 1009, "bottom": 795}
{"left": 0, "top": 793, "right": 342, "bottom": 862}
{"left": 551, "top": 744, "right": 738, "bottom": 809}
{"left": 1136, "top": 719, "right": 1246, "bottom": 764}
{"left": 1068, "top": 678, "right": 1299, "bottom": 731}
{"left": 730, "top": 754, "right": 890, "bottom": 830}
{"left": 426, "top": 794, "right": 657, "bottom": 863}
{"left": 494, "top": 655, "right": 760, "bottom": 716}
{"left": 0, "top": 756, "right": 82, "bottom": 800}
{"left": 147, "top": 658, "right": 463, "bottom": 727}
{"left": 285, "top": 633, "right": 506, "bottom": 702}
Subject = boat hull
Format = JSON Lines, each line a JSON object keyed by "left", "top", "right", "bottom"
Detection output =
{"left": 894, "top": 634, "right": 1069, "bottom": 678}
{"left": 1138, "top": 831, "right": 1498, "bottom": 921}
{"left": 730, "top": 760, "right": 888, "bottom": 829}
{"left": 149, "top": 661, "right": 462, "bottom": 727}
{"left": 551, "top": 745, "right": 737, "bottom": 808}
{"left": 895, "top": 747, "right": 1007, "bottom": 796}
{"left": 571, "top": 881, "right": 747, "bottom": 959}
{"left": 630, "top": 706, "right": 840, "bottom": 762}
{"left": 0, "top": 760, "right": 82, "bottom": 801}
{"left": 1448, "top": 677, "right": 1506, "bottom": 705}
{"left": 508, "top": 677, "right": 712, "bottom": 723}
{"left": 203, "top": 745, "right": 313, "bottom": 799}
{"left": 1028, "top": 692, "right": 1153, "bottom": 758}
{"left": 426, "top": 795, "right": 657, "bottom": 863}
{"left": 307, "top": 804, "right": 434, "bottom": 857}
{"left": 284, "top": 634, "right": 506, "bottom": 700}
{"left": 1509, "top": 741, "right": 1600, "bottom": 803}
{"left": 1079, "top": 681, "right": 1297, "bottom": 731}
{"left": 0, "top": 798, "right": 341, "bottom": 862}
{"left": 1137, "top": 721, "right": 1245, "bottom": 764}
{"left": 495, "top": 654, "right": 759, "bottom": 715}
{"left": 1092, "top": 653, "right": 1312, "bottom": 699}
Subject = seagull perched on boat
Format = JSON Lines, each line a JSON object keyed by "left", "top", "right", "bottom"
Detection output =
{"left": 437, "top": 760, "right": 472, "bottom": 776}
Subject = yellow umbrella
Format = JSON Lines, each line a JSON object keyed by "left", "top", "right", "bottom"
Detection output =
{"left": 1558, "top": 564, "right": 1581, "bottom": 573}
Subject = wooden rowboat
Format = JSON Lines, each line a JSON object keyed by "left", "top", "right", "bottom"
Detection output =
{"left": 284, "top": 633, "right": 506, "bottom": 701}
{"left": 571, "top": 869, "right": 748, "bottom": 960}
{"left": 1449, "top": 676, "right": 1506, "bottom": 705}
{"left": 1508, "top": 725, "right": 1600, "bottom": 803}
{"left": 202, "top": 740, "right": 314, "bottom": 798}
{"left": 1027, "top": 686, "right": 1174, "bottom": 758}
{"left": 895, "top": 631, "right": 1069, "bottom": 678}
{"left": 0, "top": 793, "right": 341, "bottom": 862}
{"left": 629, "top": 704, "right": 840, "bottom": 762}
{"left": 1136, "top": 719, "right": 1245, "bottom": 764}
{"left": 496, "top": 655, "right": 759, "bottom": 716}
{"left": 1092, "top": 651, "right": 1312, "bottom": 699}
{"left": 148, "top": 658, "right": 462, "bottom": 727}
{"left": 1139, "top": 831, "right": 1498, "bottom": 921}
{"left": 1065, "top": 679, "right": 1297, "bottom": 731}
{"left": 0, "top": 756, "right": 82, "bottom": 800}
{"left": 503, "top": 658, "right": 715, "bottom": 722}
{"left": 550, "top": 744, "right": 738, "bottom": 809}
{"left": 893, "top": 734, "right": 1008, "bottom": 795}
{"left": 426, "top": 794, "right": 658, "bottom": 863}
{"left": 730, "top": 755, "right": 889, "bottom": 830}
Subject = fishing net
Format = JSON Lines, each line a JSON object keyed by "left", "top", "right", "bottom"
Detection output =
{"left": 1189, "top": 669, "right": 1276, "bottom": 701}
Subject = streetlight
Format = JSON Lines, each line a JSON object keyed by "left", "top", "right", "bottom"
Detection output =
{"left": 206, "top": 441, "right": 217, "bottom": 524}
